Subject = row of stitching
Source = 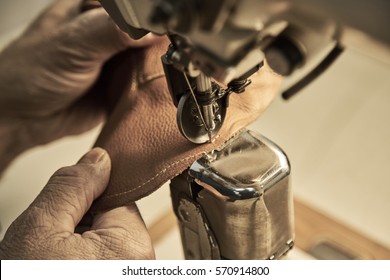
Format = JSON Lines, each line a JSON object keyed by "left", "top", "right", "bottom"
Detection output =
{"left": 102, "top": 152, "right": 206, "bottom": 199}
{"left": 101, "top": 134, "right": 223, "bottom": 200}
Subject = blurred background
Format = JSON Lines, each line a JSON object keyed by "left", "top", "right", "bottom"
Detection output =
{"left": 0, "top": 0, "right": 389, "bottom": 259}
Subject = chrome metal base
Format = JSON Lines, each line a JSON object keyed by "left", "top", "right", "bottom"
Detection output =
{"left": 170, "top": 130, "right": 294, "bottom": 259}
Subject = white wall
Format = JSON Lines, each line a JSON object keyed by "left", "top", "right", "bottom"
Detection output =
{"left": 0, "top": 0, "right": 54, "bottom": 48}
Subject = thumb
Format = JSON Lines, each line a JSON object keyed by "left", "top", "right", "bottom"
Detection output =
{"left": 28, "top": 147, "right": 111, "bottom": 233}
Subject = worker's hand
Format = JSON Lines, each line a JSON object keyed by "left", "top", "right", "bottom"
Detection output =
{"left": 0, "top": 148, "right": 154, "bottom": 260}
{"left": 0, "top": 0, "right": 158, "bottom": 169}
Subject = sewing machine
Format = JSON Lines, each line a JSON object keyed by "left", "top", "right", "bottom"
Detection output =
{"left": 97, "top": 0, "right": 389, "bottom": 259}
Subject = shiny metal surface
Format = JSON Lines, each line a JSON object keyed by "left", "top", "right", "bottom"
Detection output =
{"left": 196, "top": 73, "right": 212, "bottom": 93}
{"left": 195, "top": 74, "right": 217, "bottom": 133}
{"left": 189, "top": 130, "right": 290, "bottom": 200}
{"left": 101, "top": 0, "right": 390, "bottom": 83}
{"left": 100, "top": 0, "right": 389, "bottom": 146}
{"left": 170, "top": 130, "right": 294, "bottom": 259}
{"left": 176, "top": 93, "right": 225, "bottom": 144}
{"left": 176, "top": 198, "right": 221, "bottom": 259}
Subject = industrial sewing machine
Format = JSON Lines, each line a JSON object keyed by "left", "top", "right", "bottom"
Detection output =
{"left": 97, "top": 0, "right": 389, "bottom": 259}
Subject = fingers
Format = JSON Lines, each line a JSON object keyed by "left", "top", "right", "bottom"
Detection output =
{"left": 231, "top": 61, "right": 282, "bottom": 113}
{"left": 27, "top": 148, "right": 111, "bottom": 233}
{"left": 79, "top": 0, "right": 164, "bottom": 49}
{"left": 0, "top": 148, "right": 154, "bottom": 259}
{"left": 221, "top": 61, "right": 282, "bottom": 137}
{"left": 56, "top": 5, "right": 163, "bottom": 62}
{"left": 91, "top": 204, "right": 144, "bottom": 232}
{"left": 125, "top": 33, "right": 166, "bottom": 48}
{"left": 26, "top": 0, "right": 83, "bottom": 33}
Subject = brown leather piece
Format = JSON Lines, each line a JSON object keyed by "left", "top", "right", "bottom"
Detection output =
{"left": 92, "top": 39, "right": 282, "bottom": 211}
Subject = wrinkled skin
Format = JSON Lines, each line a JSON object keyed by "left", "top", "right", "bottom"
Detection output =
{"left": 0, "top": 0, "right": 156, "bottom": 259}
{"left": 0, "top": 0, "right": 159, "bottom": 172}
{"left": 0, "top": 148, "right": 154, "bottom": 259}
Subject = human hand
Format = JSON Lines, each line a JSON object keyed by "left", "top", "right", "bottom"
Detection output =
{"left": 0, "top": 0, "right": 158, "bottom": 171}
{"left": 0, "top": 148, "right": 154, "bottom": 259}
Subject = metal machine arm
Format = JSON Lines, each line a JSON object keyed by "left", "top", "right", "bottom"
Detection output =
{"left": 97, "top": 0, "right": 389, "bottom": 260}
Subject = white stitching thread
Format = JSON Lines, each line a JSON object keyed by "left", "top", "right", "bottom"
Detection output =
{"left": 103, "top": 152, "right": 204, "bottom": 199}
{"left": 101, "top": 134, "right": 222, "bottom": 200}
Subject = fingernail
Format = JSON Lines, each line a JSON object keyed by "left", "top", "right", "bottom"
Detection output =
{"left": 78, "top": 147, "right": 107, "bottom": 164}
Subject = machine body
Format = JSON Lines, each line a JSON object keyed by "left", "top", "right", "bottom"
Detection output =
{"left": 97, "top": 0, "right": 389, "bottom": 259}
{"left": 170, "top": 130, "right": 293, "bottom": 259}
{"left": 99, "top": 0, "right": 389, "bottom": 143}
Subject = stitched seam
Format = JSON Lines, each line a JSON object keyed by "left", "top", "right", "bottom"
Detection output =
{"left": 101, "top": 134, "right": 223, "bottom": 200}
{"left": 103, "top": 152, "right": 206, "bottom": 199}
